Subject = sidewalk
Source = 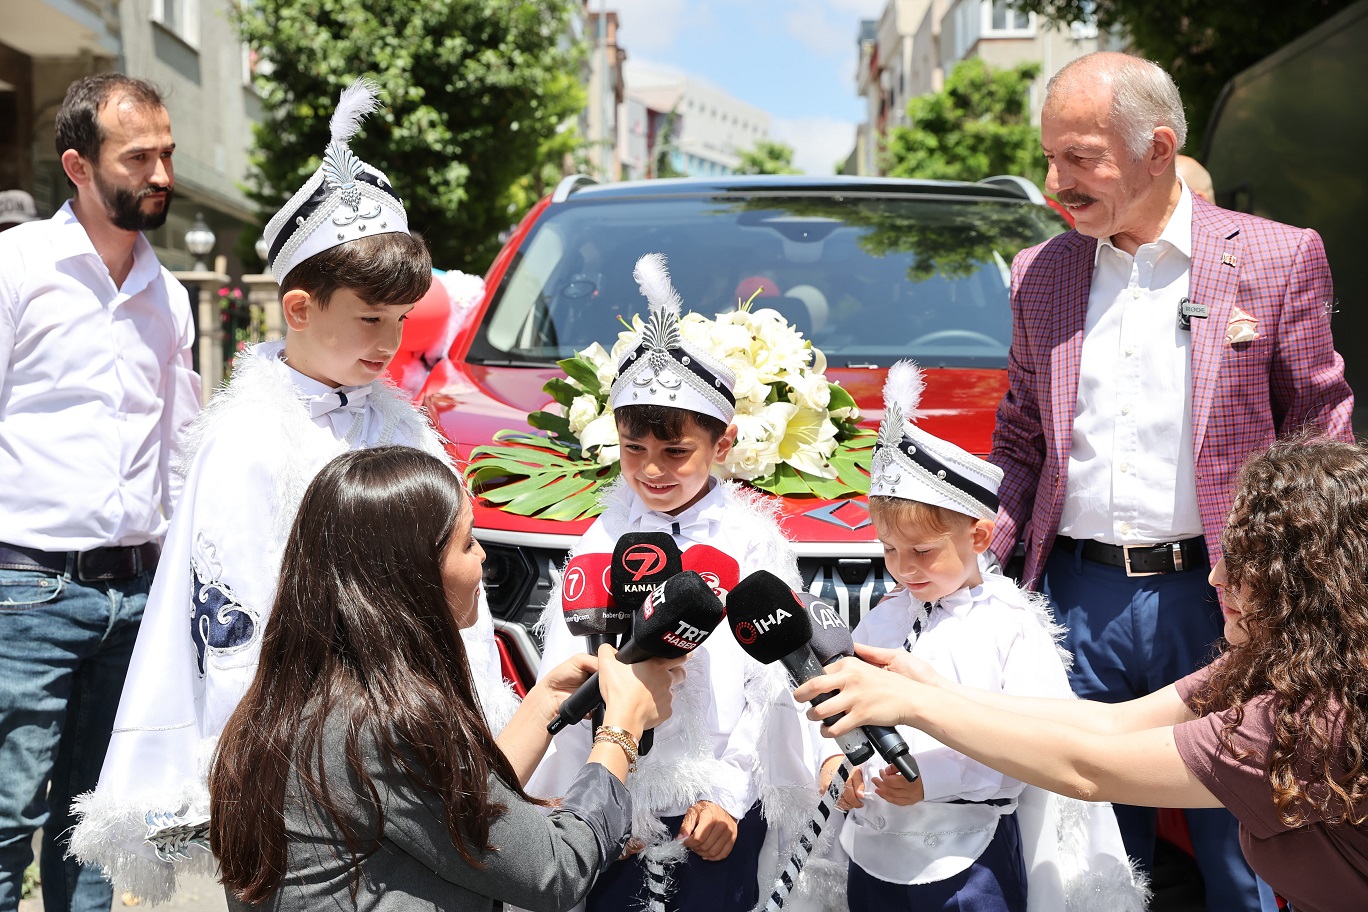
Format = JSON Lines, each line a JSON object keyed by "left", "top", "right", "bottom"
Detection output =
{"left": 21, "top": 832, "right": 226, "bottom": 912}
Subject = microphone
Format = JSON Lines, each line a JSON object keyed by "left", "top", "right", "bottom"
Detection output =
{"left": 547, "top": 571, "right": 725, "bottom": 734}
{"left": 801, "top": 591, "right": 921, "bottom": 783}
{"left": 726, "top": 571, "right": 876, "bottom": 769}
{"left": 680, "top": 544, "right": 741, "bottom": 606}
{"left": 609, "top": 532, "right": 685, "bottom": 755}
{"left": 610, "top": 532, "right": 684, "bottom": 614}
{"left": 561, "top": 552, "right": 632, "bottom": 651}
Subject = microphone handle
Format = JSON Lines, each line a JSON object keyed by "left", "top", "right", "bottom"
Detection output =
{"left": 781, "top": 648, "right": 876, "bottom": 766}
{"left": 639, "top": 728, "right": 655, "bottom": 756}
{"left": 863, "top": 725, "right": 920, "bottom": 782}
{"left": 547, "top": 671, "right": 603, "bottom": 734}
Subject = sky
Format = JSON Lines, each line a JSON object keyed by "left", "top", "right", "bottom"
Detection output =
{"left": 606, "top": 0, "right": 889, "bottom": 176}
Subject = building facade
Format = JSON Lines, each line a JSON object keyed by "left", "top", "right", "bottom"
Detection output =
{"left": 2, "top": 0, "right": 260, "bottom": 275}
{"left": 848, "top": 0, "right": 1114, "bottom": 176}
{"left": 624, "top": 62, "right": 770, "bottom": 179}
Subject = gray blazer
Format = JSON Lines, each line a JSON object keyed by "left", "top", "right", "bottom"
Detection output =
{"left": 226, "top": 711, "right": 631, "bottom": 912}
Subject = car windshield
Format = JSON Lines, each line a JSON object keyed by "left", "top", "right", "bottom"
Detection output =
{"left": 470, "top": 192, "right": 1064, "bottom": 368}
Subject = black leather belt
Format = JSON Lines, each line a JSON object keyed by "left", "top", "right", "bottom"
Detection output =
{"left": 1054, "top": 535, "right": 1205, "bottom": 577}
{"left": 0, "top": 541, "right": 160, "bottom": 581}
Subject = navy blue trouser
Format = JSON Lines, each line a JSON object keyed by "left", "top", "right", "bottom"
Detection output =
{"left": 587, "top": 803, "right": 767, "bottom": 912}
{"left": 846, "top": 811, "right": 1026, "bottom": 912}
{"left": 1043, "top": 542, "right": 1275, "bottom": 912}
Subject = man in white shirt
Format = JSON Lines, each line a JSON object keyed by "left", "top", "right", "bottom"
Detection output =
{"left": 989, "top": 52, "right": 1352, "bottom": 912}
{"left": 0, "top": 73, "right": 199, "bottom": 912}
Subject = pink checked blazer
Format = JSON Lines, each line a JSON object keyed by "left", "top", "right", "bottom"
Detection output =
{"left": 990, "top": 195, "right": 1354, "bottom": 588}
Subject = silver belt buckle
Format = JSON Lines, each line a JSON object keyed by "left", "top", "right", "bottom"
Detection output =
{"left": 1122, "top": 543, "right": 1162, "bottom": 578}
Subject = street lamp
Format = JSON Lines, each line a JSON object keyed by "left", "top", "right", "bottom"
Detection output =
{"left": 185, "top": 212, "right": 216, "bottom": 271}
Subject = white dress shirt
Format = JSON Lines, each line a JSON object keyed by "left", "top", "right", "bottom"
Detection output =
{"left": 0, "top": 202, "right": 200, "bottom": 550}
{"left": 1060, "top": 181, "right": 1203, "bottom": 544}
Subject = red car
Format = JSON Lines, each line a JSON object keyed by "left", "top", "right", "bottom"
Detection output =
{"left": 413, "top": 173, "right": 1065, "bottom": 689}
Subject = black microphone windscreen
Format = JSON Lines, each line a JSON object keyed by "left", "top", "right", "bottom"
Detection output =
{"left": 726, "top": 570, "right": 813, "bottom": 664}
{"left": 628, "top": 571, "right": 725, "bottom": 658}
{"left": 610, "top": 532, "right": 683, "bottom": 614}
{"left": 798, "top": 592, "right": 858, "bottom": 664}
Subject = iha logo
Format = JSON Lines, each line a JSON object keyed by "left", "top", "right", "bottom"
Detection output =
{"left": 623, "top": 544, "right": 668, "bottom": 581}
{"left": 563, "top": 566, "right": 586, "bottom": 604}
{"left": 734, "top": 620, "right": 758, "bottom": 645}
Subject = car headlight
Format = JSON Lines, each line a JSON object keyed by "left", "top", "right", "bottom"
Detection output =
{"left": 480, "top": 544, "right": 538, "bottom": 619}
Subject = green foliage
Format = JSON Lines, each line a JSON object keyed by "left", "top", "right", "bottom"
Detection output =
{"left": 1008, "top": 0, "right": 1357, "bottom": 153}
{"left": 883, "top": 58, "right": 1044, "bottom": 186}
{"left": 736, "top": 140, "right": 802, "bottom": 175}
{"left": 233, "top": 0, "right": 587, "bottom": 271}
{"left": 652, "top": 107, "right": 685, "bottom": 178}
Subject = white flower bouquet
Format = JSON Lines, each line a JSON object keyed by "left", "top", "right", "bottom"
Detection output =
{"left": 465, "top": 302, "right": 875, "bottom": 522}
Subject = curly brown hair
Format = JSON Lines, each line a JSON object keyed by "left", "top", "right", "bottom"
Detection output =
{"left": 1197, "top": 435, "right": 1368, "bottom": 827}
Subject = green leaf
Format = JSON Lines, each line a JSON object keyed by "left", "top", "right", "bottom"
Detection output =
{"left": 828, "top": 383, "right": 857, "bottom": 413}
{"left": 528, "top": 411, "right": 573, "bottom": 439}
{"left": 543, "top": 378, "right": 583, "bottom": 409}
{"left": 558, "top": 357, "right": 603, "bottom": 397}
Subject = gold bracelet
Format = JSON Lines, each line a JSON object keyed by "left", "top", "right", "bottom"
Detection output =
{"left": 593, "top": 725, "right": 640, "bottom": 773}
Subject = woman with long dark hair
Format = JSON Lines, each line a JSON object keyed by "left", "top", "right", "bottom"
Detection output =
{"left": 210, "top": 446, "right": 682, "bottom": 910}
{"left": 792, "top": 436, "right": 1368, "bottom": 912}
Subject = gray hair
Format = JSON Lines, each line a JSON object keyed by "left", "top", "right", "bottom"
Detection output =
{"left": 1047, "top": 52, "right": 1187, "bottom": 160}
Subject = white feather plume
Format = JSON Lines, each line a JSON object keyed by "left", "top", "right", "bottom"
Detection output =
{"left": 329, "top": 77, "right": 381, "bottom": 145}
{"left": 633, "top": 252, "right": 683, "bottom": 317}
{"left": 883, "top": 359, "right": 926, "bottom": 423}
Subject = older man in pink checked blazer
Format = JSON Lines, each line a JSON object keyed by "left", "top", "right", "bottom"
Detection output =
{"left": 989, "top": 53, "right": 1353, "bottom": 912}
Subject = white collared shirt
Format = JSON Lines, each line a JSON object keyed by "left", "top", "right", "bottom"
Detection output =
{"left": 1060, "top": 180, "right": 1202, "bottom": 544}
{"left": 0, "top": 202, "right": 200, "bottom": 550}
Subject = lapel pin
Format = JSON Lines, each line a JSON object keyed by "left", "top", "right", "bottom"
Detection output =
{"left": 1221, "top": 252, "right": 1239, "bottom": 267}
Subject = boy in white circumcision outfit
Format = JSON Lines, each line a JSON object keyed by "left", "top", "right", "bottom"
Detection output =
{"left": 821, "top": 360, "right": 1145, "bottom": 912}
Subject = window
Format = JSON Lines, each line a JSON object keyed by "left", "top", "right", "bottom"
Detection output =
{"left": 151, "top": 0, "right": 201, "bottom": 48}
{"left": 986, "top": 0, "right": 1033, "bottom": 35}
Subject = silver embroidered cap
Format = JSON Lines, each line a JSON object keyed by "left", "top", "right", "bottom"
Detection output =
{"left": 608, "top": 253, "right": 737, "bottom": 424}
{"left": 262, "top": 78, "right": 409, "bottom": 284}
{"left": 869, "top": 360, "right": 1002, "bottom": 520}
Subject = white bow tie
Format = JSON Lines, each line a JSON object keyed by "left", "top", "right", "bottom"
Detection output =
{"left": 636, "top": 511, "right": 713, "bottom": 544}
{"left": 307, "top": 386, "right": 371, "bottom": 419}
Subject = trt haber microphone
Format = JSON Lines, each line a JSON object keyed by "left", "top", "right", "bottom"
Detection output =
{"left": 680, "top": 544, "right": 741, "bottom": 606}
{"left": 801, "top": 592, "right": 921, "bottom": 783}
{"left": 610, "top": 532, "right": 683, "bottom": 614}
{"left": 561, "top": 552, "right": 632, "bottom": 650}
{"left": 547, "top": 571, "right": 725, "bottom": 734}
{"left": 726, "top": 570, "right": 875, "bottom": 768}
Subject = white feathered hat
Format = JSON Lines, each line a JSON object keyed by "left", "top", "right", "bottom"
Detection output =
{"left": 869, "top": 360, "right": 1002, "bottom": 520}
{"left": 262, "top": 78, "right": 410, "bottom": 284}
{"left": 608, "top": 253, "right": 736, "bottom": 424}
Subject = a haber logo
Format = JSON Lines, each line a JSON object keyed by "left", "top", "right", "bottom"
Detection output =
{"left": 563, "top": 566, "right": 586, "bottom": 604}
{"left": 700, "top": 571, "right": 725, "bottom": 596}
{"left": 734, "top": 620, "right": 758, "bottom": 645}
{"left": 623, "top": 544, "right": 668, "bottom": 581}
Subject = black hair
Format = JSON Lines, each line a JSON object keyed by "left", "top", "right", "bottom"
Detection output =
{"left": 614, "top": 404, "right": 728, "bottom": 443}
{"left": 54, "top": 74, "right": 165, "bottom": 189}
{"left": 279, "top": 231, "right": 433, "bottom": 308}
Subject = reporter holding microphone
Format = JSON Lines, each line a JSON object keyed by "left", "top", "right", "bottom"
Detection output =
{"left": 209, "top": 448, "right": 684, "bottom": 912}
{"left": 795, "top": 437, "right": 1368, "bottom": 912}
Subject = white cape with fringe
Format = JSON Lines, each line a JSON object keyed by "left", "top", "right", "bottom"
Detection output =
{"left": 67, "top": 342, "right": 519, "bottom": 904}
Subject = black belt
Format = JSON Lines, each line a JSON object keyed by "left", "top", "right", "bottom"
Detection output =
{"left": 0, "top": 541, "right": 160, "bottom": 581}
{"left": 1054, "top": 535, "right": 1205, "bottom": 577}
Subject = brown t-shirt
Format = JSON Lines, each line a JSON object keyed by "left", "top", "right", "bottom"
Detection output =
{"left": 1173, "top": 666, "right": 1368, "bottom": 912}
